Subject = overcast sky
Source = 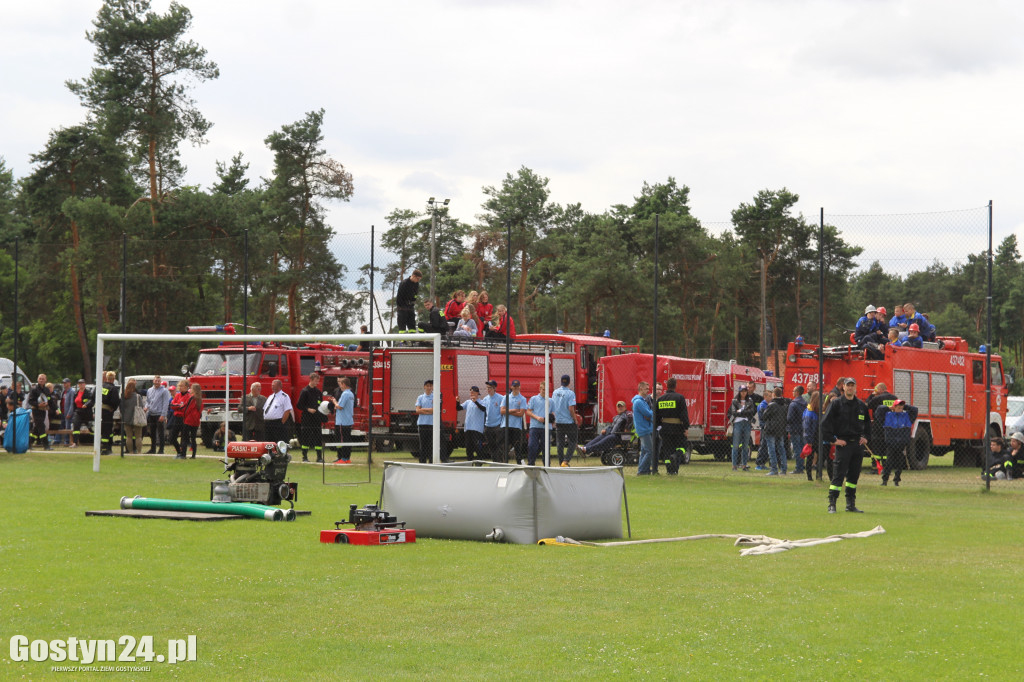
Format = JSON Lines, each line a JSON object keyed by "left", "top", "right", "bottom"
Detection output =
{"left": 3, "top": 0, "right": 1022, "bottom": 279}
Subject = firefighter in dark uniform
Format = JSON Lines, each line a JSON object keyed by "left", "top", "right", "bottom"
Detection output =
{"left": 100, "top": 371, "right": 120, "bottom": 455}
{"left": 656, "top": 378, "right": 690, "bottom": 475}
{"left": 821, "top": 377, "right": 870, "bottom": 513}
{"left": 72, "top": 378, "right": 94, "bottom": 447}
{"left": 28, "top": 374, "right": 53, "bottom": 450}
{"left": 296, "top": 372, "right": 328, "bottom": 463}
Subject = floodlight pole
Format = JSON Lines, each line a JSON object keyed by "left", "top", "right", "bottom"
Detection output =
{"left": 427, "top": 198, "right": 450, "bottom": 304}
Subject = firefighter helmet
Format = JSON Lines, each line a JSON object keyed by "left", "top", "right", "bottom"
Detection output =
{"left": 909, "top": 323, "right": 920, "bottom": 332}
{"left": 864, "top": 305, "right": 876, "bottom": 314}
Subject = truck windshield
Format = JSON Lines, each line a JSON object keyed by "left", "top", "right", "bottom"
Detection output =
{"left": 194, "top": 352, "right": 261, "bottom": 376}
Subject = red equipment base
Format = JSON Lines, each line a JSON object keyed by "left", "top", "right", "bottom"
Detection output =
{"left": 320, "top": 528, "right": 416, "bottom": 545}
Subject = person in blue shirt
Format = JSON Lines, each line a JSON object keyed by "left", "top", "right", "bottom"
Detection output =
{"left": 550, "top": 374, "right": 580, "bottom": 467}
{"left": 456, "top": 385, "right": 487, "bottom": 461}
{"left": 526, "top": 382, "right": 552, "bottom": 466}
{"left": 876, "top": 398, "right": 919, "bottom": 486}
{"left": 632, "top": 381, "right": 655, "bottom": 474}
{"left": 890, "top": 304, "right": 908, "bottom": 334}
{"left": 501, "top": 380, "right": 529, "bottom": 463}
{"left": 332, "top": 377, "right": 355, "bottom": 464}
{"left": 902, "top": 323, "right": 924, "bottom": 349}
{"left": 903, "top": 303, "right": 936, "bottom": 341}
{"left": 415, "top": 380, "right": 436, "bottom": 463}
{"left": 481, "top": 380, "right": 504, "bottom": 461}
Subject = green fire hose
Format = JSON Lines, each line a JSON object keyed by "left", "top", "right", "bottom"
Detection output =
{"left": 120, "top": 496, "right": 294, "bottom": 521}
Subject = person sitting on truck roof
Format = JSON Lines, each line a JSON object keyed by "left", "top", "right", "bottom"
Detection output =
{"left": 890, "top": 305, "right": 908, "bottom": 333}
{"left": 903, "top": 303, "right": 935, "bottom": 341}
{"left": 902, "top": 324, "right": 924, "bottom": 349}
{"left": 476, "top": 291, "right": 493, "bottom": 339}
{"left": 420, "top": 300, "right": 449, "bottom": 335}
{"left": 887, "top": 328, "right": 905, "bottom": 347}
{"left": 855, "top": 305, "right": 886, "bottom": 359}
{"left": 875, "top": 306, "right": 890, "bottom": 337}
{"left": 486, "top": 305, "right": 517, "bottom": 341}
{"left": 577, "top": 400, "right": 632, "bottom": 457}
{"left": 444, "top": 290, "right": 466, "bottom": 324}
{"left": 453, "top": 306, "right": 477, "bottom": 338}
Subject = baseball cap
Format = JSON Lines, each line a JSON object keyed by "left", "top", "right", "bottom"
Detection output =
{"left": 485, "top": 380, "right": 498, "bottom": 387}
{"left": 560, "top": 374, "right": 571, "bottom": 385}
{"left": 62, "top": 377, "right": 71, "bottom": 383}
{"left": 616, "top": 400, "right": 626, "bottom": 408}
{"left": 511, "top": 380, "right": 520, "bottom": 387}
{"left": 844, "top": 377, "right": 857, "bottom": 386}
{"left": 469, "top": 386, "right": 480, "bottom": 393}
{"left": 77, "top": 378, "right": 87, "bottom": 384}
{"left": 892, "top": 399, "right": 905, "bottom": 407}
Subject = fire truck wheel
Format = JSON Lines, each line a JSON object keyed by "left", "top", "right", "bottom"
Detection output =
{"left": 908, "top": 427, "right": 932, "bottom": 470}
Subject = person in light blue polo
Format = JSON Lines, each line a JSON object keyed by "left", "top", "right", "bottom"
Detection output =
{"left": 526, "top": 381, "right": 552, "bottom": 466}
{"left": 501, "top": 379, "right": 529, "bottom": 464}
{"left": 332, "top": 377, "right": 355, "bottom": 464}
{"left": 550, "top": 374, "right": 579, "bottom": 467}
{"left": 480, "top": 380, "right": 504, "bottom": 461}
{"left": 415, "top": 380, "right": 435, "bottom": 463}
{"left": 456, "top": 386, "right": 487, "bottom": 461}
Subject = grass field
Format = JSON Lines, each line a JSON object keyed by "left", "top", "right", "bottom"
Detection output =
{"left": 2, "top": 446, "right": 1023, "bottom": 680}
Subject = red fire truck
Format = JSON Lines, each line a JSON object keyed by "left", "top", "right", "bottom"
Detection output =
{"left": 184, "top": 326, "right": 370, "bottom": 447}
{"left": 597, "top": 353, "right": 782, "bottom": 462}
{"left": 782, "top": 336, "right": 1008, "bottom": 468}
{"left": 370, "top": 334, "right": 637, "bottom": 457}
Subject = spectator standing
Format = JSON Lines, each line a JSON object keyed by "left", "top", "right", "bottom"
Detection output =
{"left": 655, "top": 378, "right": 689, "bottom": 475}
{"left": 121, "top": 378, "right": 145, "bottom": 454}
{"left": 802, "top": 391, "right": 821, "bottom": 481}
{"left": 821, "top": 377, "right": 870, "bottom": 513}
{"left": 762, "top": 387, "right": 789, "bottom": 475}
{"left": 415, "top": 379, "right": 436, "bottom": 463}
{"left": 296, "top": 372, "right": 328, "bottom": 463}
{"left": 787, "top": 386, "right": 807, "bottom": 475}
{"left": 550, "top": 374, "right": 580, "bottom": 467}
{"left": 166, "top": 381, "right": 185, "bottom": 455}
{"left": 633, "top": 382, "right": 655, "bottom": 475}
{"left": 145, "top": 376, "right": 170, "bottom": 454}
{"left": 242, "top": 381, "right": 266, "bottom": 442}
{"left": 395, "top": 269, "right": 422, "bottom": 332}
{"left": 500, "top": 380, "right": 528, "bottom": 464}
{"left": 728, "top": 386, "right": 756, "bottom": 471}
{"left": 28, "top": 374, "right": 52, "bottom": 450}
{"left": 332, "top": 377, "right": 355, "bottom": 463}
{"left": 525, "top": 381, "right": 551, "bottom": 466}
{"left": 179, "top": 383, "right": 202, "bottom": 459}
{"left": 262, "top": 379, "right": 294, "bottom": 445}
{"left": 99, "top": 371, "right": 120, "bottom": 456}
{"left": 456, "top": 386, "right": 487, "bottom": 462}
{"left": 59, "top": 378, "right": 74, "bottom": 445}
{"left": 71, "top": 379, "right": 93, "bottom": 448}
{"left": 877, "top": 399, "right": 919, "bottom": 486}
{"left": 481, "top": 380, "right": 504, "bottom": 461}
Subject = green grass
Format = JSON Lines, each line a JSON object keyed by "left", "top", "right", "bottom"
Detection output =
{"left": 2, "top": 447, "right": 1023, "bottom": 680}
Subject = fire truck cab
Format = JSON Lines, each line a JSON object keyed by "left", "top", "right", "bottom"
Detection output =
{"left": 783, "top": 336, "right": 1007, "bottom": 468}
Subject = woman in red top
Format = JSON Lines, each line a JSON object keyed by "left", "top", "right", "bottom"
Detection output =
{"left": 168, "top": 380, "right": 189, "bottom": 457}
{"left": 179, "top": 384, "right": 203, "bottom": 459}
{"left": 443, "top": 290, "right": 466, "bottom": 324}
{"left": 486, "top": 304, "right": 516, "bottom": 340}
{"left": 475, "top": 290, "right": 493, "bottom": 339}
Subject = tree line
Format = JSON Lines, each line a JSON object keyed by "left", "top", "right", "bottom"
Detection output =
{"left": 0, "top": 1, "right": 1015, "bottom": 391}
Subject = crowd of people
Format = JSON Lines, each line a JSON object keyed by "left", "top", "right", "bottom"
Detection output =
{"left": 395, "top": 270, "right": 517, "bottom": 341}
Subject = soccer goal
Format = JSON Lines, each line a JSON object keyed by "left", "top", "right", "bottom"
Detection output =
{"left": 91, "top": 332, "right": 443, "bottom": 473}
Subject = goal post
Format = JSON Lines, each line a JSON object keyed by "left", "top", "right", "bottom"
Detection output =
{"left": 92, "top": 332, "right": 442, "bottom": 472}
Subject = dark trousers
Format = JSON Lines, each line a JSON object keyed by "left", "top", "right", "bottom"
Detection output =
{"left": 167, "top": 417, "right": 182, "bottom": 455}
{"left": 72, "top": 410, "right": 91, "bottom": 444}
{"left": 147, "top": 415, "right": 165, "bottom": 452}
{"left": 882, "top": 440, "right": 909, "bottom": 483}
{"left": 464, "top": 429, "right": 484, "bottom": 461}
{"left": 829, "top": 440, "right": 865, "bottom": 503}
{"left": 32, "top": 410, "right": 48, "bottom": 447}
{"left": 660, "top": 425, "right": 687, "bottom": 474}
{"left": 299, "top": 421, "right": 324, "bottom": 461}
{"left": 485, "top": 426, "right": 503, "bottom": 461}
{"left": 180, "top": 424, "right": 197, "bottom": 457}
{"left": 507, "top": 428, "right": 525, "bottom": 463}
{"left": 555, "top": 423, "right": 578, "bottom": 463}
{"left": 397, "top": 309, "right": 416, "bottom": 331}
{"left": 265, "top": 418, "right": 291, "bottom": 445}
{"left": 244, "top": 420, "right": 265, "bottom": 442}
{"left": 528, "top": 428, "right": 547, "bottom": 466}
{"left": 418, "top": 424, "right": 433, "bottom": 463}
{"left": 334, "top": 424, "right": 353, "bottom": 459}
{"left": 101, "top": 416, "right": 113, "bottom": 453}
